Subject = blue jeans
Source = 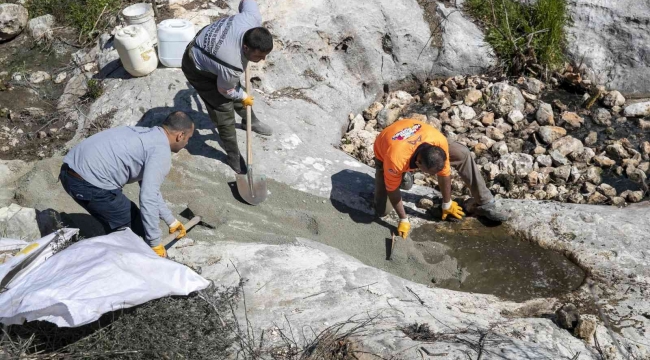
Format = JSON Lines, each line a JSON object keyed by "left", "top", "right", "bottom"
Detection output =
{"left": 59, "top": 164, "right": 145, "bottom": 239}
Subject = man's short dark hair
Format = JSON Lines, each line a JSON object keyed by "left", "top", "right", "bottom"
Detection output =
{"left": 243, "top": 27, "right": 273, "bottom": 52}
{"left": 420, "top": 145, "right": 447, "bottom": 173}
{"left": 162, "top": 111, "right": 194, "bottom": 132}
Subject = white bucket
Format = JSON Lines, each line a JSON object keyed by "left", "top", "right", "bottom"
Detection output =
{"left": 157, "top": 19, "right": 195, "bottom": 67}
{"left": 122, "top": 3, "right": 157, "bottom": 44}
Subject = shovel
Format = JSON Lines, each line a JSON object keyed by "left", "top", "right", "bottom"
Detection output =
{"left": 236, "top": 63, "right": 268, "bottom": 205}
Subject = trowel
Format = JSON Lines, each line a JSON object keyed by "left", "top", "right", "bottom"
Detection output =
{"left": 236, "top": 63, "right": 268, "bottom": 205}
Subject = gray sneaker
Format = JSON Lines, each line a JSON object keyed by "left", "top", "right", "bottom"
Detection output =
{"left": 475, "top": 200, "right": 509, "bottom": 222}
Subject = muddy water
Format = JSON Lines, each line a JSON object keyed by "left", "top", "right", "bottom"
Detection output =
{"left": 411, "top": 219, "right": 586, "bottom": 302}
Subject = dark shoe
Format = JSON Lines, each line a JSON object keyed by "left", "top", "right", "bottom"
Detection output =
{"left": 242, "top": 119, "right": 273, "bottom": 136}
{"left": 475, "top": 200, "right": 509, "bottom": 222}
{"left": 400, "top": 172, "right": 414, "bottom": 190}
{"left": 226, "top": 152, "right": 246, "bottom": 174}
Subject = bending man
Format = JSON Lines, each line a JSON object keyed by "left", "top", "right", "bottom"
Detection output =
{"left": 59, "top": 111, "right": 194, "bottom": 257}
{"left": 182, "top": 0, "right": 273, "bottom": 174}
{"left": 373, "top": 119, "right": 509, "bottom": 238}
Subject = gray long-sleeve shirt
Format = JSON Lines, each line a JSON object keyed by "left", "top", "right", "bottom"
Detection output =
{"left": 63, "top": 126, "right": 175, "bottom": 245}
{"left": 191, "top": 0, "right": 261, "bottom": 100}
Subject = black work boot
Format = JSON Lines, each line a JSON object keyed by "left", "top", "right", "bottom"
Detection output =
{"left": 235, "top": 103, "right": 273, "bottom": 136}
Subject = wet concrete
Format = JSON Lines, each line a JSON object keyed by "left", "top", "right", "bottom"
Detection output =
{"left": 411, "top": 218, "right": 586, "bottom": 302}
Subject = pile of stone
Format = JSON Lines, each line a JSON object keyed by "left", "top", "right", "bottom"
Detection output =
{"left": 342, "top": 75, "right": 650, "bottom": 206}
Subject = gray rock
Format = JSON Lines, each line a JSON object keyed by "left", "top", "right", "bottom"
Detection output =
{"left": 592, "top": 108, "right": 612, "bottom": 126}
{"left": 586, "top": 166, "right": 603, "bottom": 185}
{"left": 348, "top": 114, "right": 365, "bottom": 132}
{"left": 544, "top": 184, "right": 559, "bottom": 199}
{"left": 464, "top": 89, "right": 482, "bottom": 106}
{"left": 416, "top": 198, "right": 434, "bottom": 210}
{"left": 551, "top": 136, "right": 584, "bottom": 157}
{"left": 602, "top": 91, "right": 626, "bottom": 108}
{"left": 625, "top": 190, "right": 644, "bottom": 203}
{"left": 553, "top": 165, "right": 572, "bottom": 182}
{"left": 639, "top": 118, "right": 650, "bottom": 130}
{"left": 458, "top": 104, "right": 476, "bottom": 121}
{"left": 549, "top": 149, "right": 570, "bottom": 166}
{"left": 486, "top": 126, "right": 505, "bottom": 141}
{"left": 566, "top": 0, "right": 650, "bottom": 93}
{"left": 593, "top": 154, "right": 616, "bottom": 167}
{"left": 497, "top": 153, "right": 534, "bottom": 177}
{"left": 53, "top": 72, "right": 67, "bottom": 84}
{"left": 523, "top": 77, "right": 544, "bottom": 95}
{"left": 555, "top": 303, "right": 580, "bottom": 331}
{"left": 584, "top": 131, "right": 598, "bottom": 146}
{"left": 568, "top": 193, "right": 585, "bottom": 204}
{"left": 569, "top": 166, "right": 582, "bottom": 183}
{"left": 560, "top": 112, "right": 583, "bottom": 129}
{"left": 536, "top": 154, "right": 552, "bottom": 168}
{"left": 492, "top": 141, "right": 509, "bottom": 156}
{"left": 624, "top": 102, "right": 650, "bottom": 117}
{"left": 582, "top": 182, "right": 597, "bottom": 195}
{"left": 598, "top": 183, "right": 617, "bottom": 197}
{"left": 29, "top": 71, "right": 51, "bottom": 84}
{"left": 0, "top": 4, "right": 28, "bottom": 41}
{"left": 588, "top": 191, "right": 607, "bottom": 204}
{"left": 0, "top": 203, "right": 41, "bottom": 240}
{"left": 537, "top": 126, "right": 566, "bottom": 144}
{"left": 27, "top": 14, "right": 55, "bottom": 42}
{"left": 536, "top": 102, "right": 555, "bottom": 126}
{"left": 488, "top": 82, "right": 526, "bottom": 117}
{"left": 569, "top": 147, "right": 595, "bottom": 163}
{"left": 507, "top": 109, "right": 524, "bottom": 124}
{"left": 97, "top": 33, "right": 120, "bottom": 76}
{"left": 363, "top": 102, "right": 384, "bottom": 120}
{"left": 611, "top": 196, "right": 626, "bottom": 207}
{"left": 606, "top": 142, "right": 631, "bottom": 159}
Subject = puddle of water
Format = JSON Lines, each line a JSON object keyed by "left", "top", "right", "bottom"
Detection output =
{"left": 411, "top": 219, "right": 586, "bottom": 302}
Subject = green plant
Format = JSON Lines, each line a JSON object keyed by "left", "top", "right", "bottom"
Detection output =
{"left": 26, "top": 0, "right": 124, "bottom": 44}
{"left": 86, "top": 79, "right": 104, "bottom": 100}
{"left": 465, "top": 0, "right": 569, "bottom": 76}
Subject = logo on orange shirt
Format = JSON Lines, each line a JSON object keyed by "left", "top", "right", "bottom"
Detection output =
{"left": 392, "top": 124, "right": 421, "bottom": 141}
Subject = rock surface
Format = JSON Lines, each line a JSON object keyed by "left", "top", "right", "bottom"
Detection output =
{"left": 27, "top": 14, "right": 55, "bottom": 42}
{"left": 0, "top": 203, "right": 41, "bottom": 240}
{"left": 566, "top": 0, "right": 650, "bottom": 93}
{"left": 0, "top": 3, "right": 28, "bottom": 41}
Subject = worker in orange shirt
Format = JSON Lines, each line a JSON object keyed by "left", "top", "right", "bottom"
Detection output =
{"left": 373, "top": 119, "right": 509, "bottom": 238}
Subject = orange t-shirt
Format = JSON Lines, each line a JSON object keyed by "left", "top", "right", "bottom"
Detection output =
{"left": 373, "top": 119, "right": 450, "bottom": 191}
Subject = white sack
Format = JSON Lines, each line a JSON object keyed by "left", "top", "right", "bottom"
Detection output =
{"left": 0, "top": 228, "right": 210, "bottom": 327}
{"left": 0, "top": 238, "right": 29, "bottom": 252}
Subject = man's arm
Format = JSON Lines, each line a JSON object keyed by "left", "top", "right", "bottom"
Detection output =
{"left": 139, "top": 152, "right": 174, "bottom": 246}
{"left": 216, "top": 69, "right": 246, "bottom": 100}
{"left": 438, "top": 175, "right": 452, "bottom": 203}
{"left": 388, "top": 189, "right": 407, "bottom": 220}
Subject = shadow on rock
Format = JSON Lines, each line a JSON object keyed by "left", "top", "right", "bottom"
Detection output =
{"left": 36, "top": 208, "right": 105, "bottom": 239}
{"left": 135, "top": 86, "right": 232, "bottom": 170}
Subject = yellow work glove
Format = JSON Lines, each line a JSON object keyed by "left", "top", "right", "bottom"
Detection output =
{"left": 397, "top": 218, "right": 411, "bottom": 239}
{"left": 151, "top": 244, "right": 167, "bottom": 257}
{"left": 169, "top": 219, "right": 187, "bottom": 239}
{"left": 442, "top": 201, "right": 465, "bottom": 221}
{"left": 242, "top": 95, "right": 254, "bottom": 107}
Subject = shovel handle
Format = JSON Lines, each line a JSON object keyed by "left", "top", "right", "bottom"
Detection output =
{"left": 163, "top": 216, "right": 202, "bottom": 247}
{"left": 245, "top": 63, "right": 253, "bottom": 166}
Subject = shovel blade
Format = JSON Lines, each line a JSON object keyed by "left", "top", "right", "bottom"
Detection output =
{"left": 236, "top": 167, "right": 268, "bottom": 205}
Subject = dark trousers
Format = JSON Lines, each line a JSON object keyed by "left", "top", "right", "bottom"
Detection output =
{"left": 181, "top": 46, "right": 259, "bottom": 159}
{"left": 59, "top": 164, "right": 145, "bottom": 238}
{"left": 374, "top": 141, "right": 494, "bottom": 217}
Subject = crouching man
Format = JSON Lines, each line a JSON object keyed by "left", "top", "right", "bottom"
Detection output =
{"left": 373, "top": 119, "right": 509, "bottom": 238}
{"left": 59, "top": 111, "right": 194, "bottom": 257}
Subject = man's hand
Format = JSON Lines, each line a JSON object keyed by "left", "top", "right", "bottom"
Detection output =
{"left": 169, "top": 219, "right": 187, "bottom": 239}
{"left": 151, "top": 244, "right": 167, "bottom": 257}
{"left": 397, "top": 218, "right": 411, "bottom": 239}
{"left": 242, "top": 95, "right": 254, "bottom": 107}
{"left": 442, "top": 201, "right": 465, "bottom": 221}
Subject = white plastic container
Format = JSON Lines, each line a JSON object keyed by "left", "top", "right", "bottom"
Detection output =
{"left": 114, "top": 25, "right": 158, "bottom": 77}
{"left": 122, "top": 3, "right": 157, "bottom": 44}
{"left": 157, "top": 19, "right": 195, "bottom": 68}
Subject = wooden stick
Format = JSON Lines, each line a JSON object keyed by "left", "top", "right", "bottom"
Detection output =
{"left": 163, "top": 216, "right": 201, "bottom": 247}
{"left": 245, "top": 63, "right": 252, "bottom": 167}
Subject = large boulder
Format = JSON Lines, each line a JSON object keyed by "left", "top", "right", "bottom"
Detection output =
{"left": 488, "top": 82, "right": 526, "bottom": 117}
{"left": 27, "top": 14, "right": 55, "bottom": 42}
{"left": 0, "top": 203, "right": 41, "bottom": 241}
{"left": 0, "top": 4, "right": 28, "bottom": 41}
{"left": 566, "top": 0, "right": 650, "bottom": 93}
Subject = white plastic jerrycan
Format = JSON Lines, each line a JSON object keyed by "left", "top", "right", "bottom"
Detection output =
{"left": 157, "top": 19, "right": 195, "bottom": 68}
{"left": 114, "top": 25, "right": 158, "bottom": 77}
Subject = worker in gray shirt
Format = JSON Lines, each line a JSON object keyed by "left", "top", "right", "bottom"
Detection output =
{"left": 182, "top": 0, "right": 273, "bottom": 174}
{"left": 59, "top": 112, "right": 194, "bottom": 257}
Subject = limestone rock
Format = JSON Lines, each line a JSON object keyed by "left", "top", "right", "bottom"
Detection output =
{"left": 624, "top": 101, "right": 650, "bottom": 117}
{"left": 416, "top": 198, "right": 434, "bottom": 210}
{"left": 492, "top": 141, "right": 509, "bottom": 156}
{"left": 536, "top": 154, "right": 552, "bottom": 168}
{"left": 602, "top": 91, "right": 625, "bottom": 108}
{"left": 458, "top": 104, "right": 476, "bottom": 121}
{"left": 611, "top": 196, "right": 626, "bottom": 206}
{"left": 0, "top": 4, "right": 28, "bottom": 41}
{"left": 624, "top": 190, "right": 644, "bottom": 203}
{"left": 592, "top": 108, "right": 612, "bottom": 126}
{"left": 473, "top": 142, "right": 488, "bottom": 156}
{"left": 348, "top": 114, "right": 365, "bottom": 132}
{"left": 29, "top": 71, "right": 51, "bottom": 84}
{"left": 553, "top": 165, "right": 572, "bottom": 182}
{"left": 582, "top": 182, "right": 597, "bottom": 195}
{"left": 523, "top": 77, "right": 544, "bottom": 95}
{"left": 537, "top": 126, "right": 566, "bottom": 144}
{"left": 0, "top": 203, "right": 41, "bottom": 240}
{"left": 377, "top": 91, "right": 413, "bottom": 128}
{"left": 486, "top": 126, "right": 504, "bottom": 141}
{"left": 464, "top": 89, "right": 482, "bottom": 106}
{"left": 606, "top": 142, "right": 630, "bottom": 159}
{"left": 588, "top": 191, "right": 607, "bottom": 204}
{"left": 568, "top": 193, "right": 584, "bottom": 204}
{"left": 544, "top": 184, "right": 558, "bottom": 199}
{"left": 549, "top": 150, "right": 570, "bottom": 166}
{"left": 27, "top": 14, "right": 55, "bottom": 42}
{"left": 497, "top": 153, "right": 534, "bottom": 177}
{"left": 639, "top": 118, "right": 650, "bottom": 130}
{"left": 536, "top": 102, "right": 555, "bottom": 126}
{"left": 598, "top": 183, "right": 617, "bottom": 197}
{"left": 423, "top": 87, "right": 446, "bottom": 105}
{"left": 560, "top": 112, "right": 583, "bottom": 129}
{"left": 551, "top": 136, "right": 583, "bottom": 157}
{"left": 593, "top": 154, "right": 615, "bottom": 167}
{"left": 584, "top": 131, "right": 598, "bottom": 146}
{"left": 569, "top": 147, "right": 595, "bottom": 164}
{"left": 507, "top": 109, "right": 524, "bottom": 124}
{"left": 53, "top": 72, "right": 67, "bottom": 84}
{"left": 481, "top": 112, "right": 495, "bottom": 126}
{"left": 586, "top": 166, "right": 603, "bottom": 185}
{"left": 488, "top": 82, "right": 525, "bottom": 117}
{"left": 363, "top": 102, "right": 384, "bottom": 120}
{"left": 555, "top": 304, "right": 580, "bottom": 331}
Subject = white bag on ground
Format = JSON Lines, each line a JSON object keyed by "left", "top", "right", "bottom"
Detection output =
{"left": 0, "top": 228, "right": 210, "bottom": 327}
